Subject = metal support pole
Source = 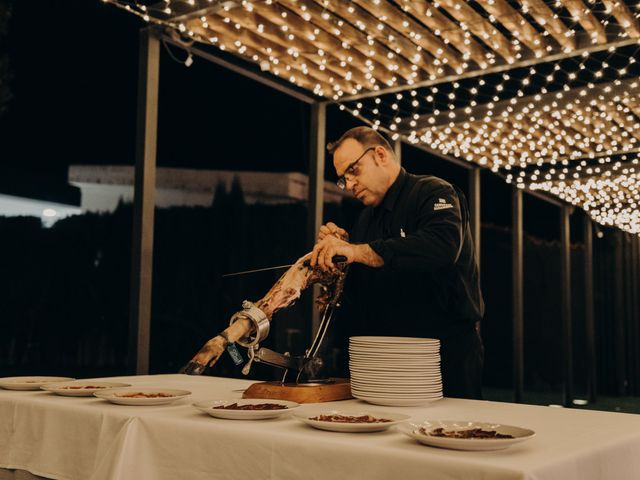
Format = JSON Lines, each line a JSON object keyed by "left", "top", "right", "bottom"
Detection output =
{"left": 512, "top": 187, "right": 524, "bottom": 403}
{"left": 469, "top": 168, "right": 481, "bottom": 277}
{"left": 129, "top": 27, "right": 160, "bottom": 375}
{"left": 624, "top": 234, "right": 635, "bottom": 395}
{"left": 583, "top": 215, "right": 597, "bottom": 403}
{"left": 307, "top": 102, "right": 326, "bottom": 337}
{"left": 561, "top": 205, "right": 573, "bottom": 407}
{"left": 394, "top": 139, "right": 402, "bottom": 167}
{"left": 613, "top": 231, "right": 627, "bottom": 395}
{"left": 613, "top": 232, "right": 626, "bottom": 396}
{"left": 634, "top": 235, "right": 640, "bottom": 395}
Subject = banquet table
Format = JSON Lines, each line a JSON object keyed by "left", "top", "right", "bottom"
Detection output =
{"left": 1, "top": 374, "right": 640, "bottom": 480}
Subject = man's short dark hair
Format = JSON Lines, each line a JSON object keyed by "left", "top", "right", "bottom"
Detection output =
{"left": 327, "top": 126, "right": 393, "bottom": 155}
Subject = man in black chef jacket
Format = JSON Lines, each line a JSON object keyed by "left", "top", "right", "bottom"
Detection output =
{"left": 310, "top": 126, "right": 485, "bottom": 399}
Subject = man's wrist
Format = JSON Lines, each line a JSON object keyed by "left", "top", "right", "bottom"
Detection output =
{"left": 354, "top": 243, "right": 384, "bottom": 267}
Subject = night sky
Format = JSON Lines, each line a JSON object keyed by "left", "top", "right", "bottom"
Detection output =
{"left": 0, "top": 1, "right": 359, "bottom": 194}
{"left": 0, "top": 0, "right": 582, "bottom": 240}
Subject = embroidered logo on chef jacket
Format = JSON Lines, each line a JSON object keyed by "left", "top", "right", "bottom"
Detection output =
{"left": 433, "top": 197, "right": 454, "bottom": 211}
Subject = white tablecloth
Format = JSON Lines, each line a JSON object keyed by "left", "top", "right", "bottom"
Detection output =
{"left": 1, "top": 374, "right": 640, "bottom": 480}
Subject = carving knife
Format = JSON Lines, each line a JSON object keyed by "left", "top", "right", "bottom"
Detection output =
{"left": 222, "top": 255, "right": 347, "bottom": 277}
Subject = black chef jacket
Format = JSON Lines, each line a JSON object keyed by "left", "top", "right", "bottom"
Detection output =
{"left": 335, "top": 168, "right": 485, "bottom": 398}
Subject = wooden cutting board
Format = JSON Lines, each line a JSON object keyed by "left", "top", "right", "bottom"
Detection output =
{"left": 242, "top": 378, "right": 352, "bottom": 403}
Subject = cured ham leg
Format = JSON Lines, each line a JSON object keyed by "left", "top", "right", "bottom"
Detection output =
{"left": 180, "top": 252, "right": 346, "bottom": 375}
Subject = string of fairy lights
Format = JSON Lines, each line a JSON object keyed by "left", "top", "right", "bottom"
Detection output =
{"left": 105, "top": 0, "right": 640, "bottom": 234}
{"left": 105, "top": 0, "right": 640, "bottom": 97}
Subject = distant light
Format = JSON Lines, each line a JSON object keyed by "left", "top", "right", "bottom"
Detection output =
{"left": 42, "top": 208, "right": 57, "bottom": 217}
{"left": 548, "top": 404, "right": 564, "bottom": 408}
{"left": 572, "top": 399, "right": 588, "bottom": 406}
{"left": 596, "top": 231, "right": 604, "bottom": 239}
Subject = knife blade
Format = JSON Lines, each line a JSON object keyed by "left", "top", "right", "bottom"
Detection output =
{"left": 222, "top": 255, "right": 347, "bottom": 277}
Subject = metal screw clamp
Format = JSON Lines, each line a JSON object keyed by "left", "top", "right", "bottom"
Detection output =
{"left": 229, "top": 300, "right": 270, "bottom": 348}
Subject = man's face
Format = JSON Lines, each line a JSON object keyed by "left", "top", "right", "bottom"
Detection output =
{"left": 333, "top": 138, "right": 388, "bottom": 207}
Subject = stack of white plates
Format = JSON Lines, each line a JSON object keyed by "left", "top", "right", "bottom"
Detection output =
{"left": 349, "top": 336, "right": 443, "bottom": 406}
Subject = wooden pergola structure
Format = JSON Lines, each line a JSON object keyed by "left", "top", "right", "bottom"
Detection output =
{"left": 108, "top": 0, "right": 640, "bottom": 407}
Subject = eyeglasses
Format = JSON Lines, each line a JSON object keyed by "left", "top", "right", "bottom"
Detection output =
{"left": 336, "top": 146, "right": 376, "bottom": 190}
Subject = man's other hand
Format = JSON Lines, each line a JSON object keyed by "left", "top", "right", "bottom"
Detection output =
{"left": 317, "top": 222, "right": 349, "bottom": 242}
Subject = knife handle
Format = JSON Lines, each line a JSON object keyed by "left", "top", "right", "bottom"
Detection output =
{"left": 303, "top": 255, "right": 347, "bottom": 268}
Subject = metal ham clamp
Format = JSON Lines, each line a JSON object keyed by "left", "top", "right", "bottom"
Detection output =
{"left": 180, "top": 252, "right": 351, "bottom": 403}
{"left": 229, "top": 255, "right": 347, "bottom": 383}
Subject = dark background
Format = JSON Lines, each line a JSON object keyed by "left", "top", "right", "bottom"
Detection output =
{"left": 0, "top": 0, "right": 639, "bottom": 402}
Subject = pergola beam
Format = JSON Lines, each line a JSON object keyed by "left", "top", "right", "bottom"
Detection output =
{"left": 516, "top": 149, "right": 640, "bottom": 177}
{"left": 351, "top": 0, "right": 463, "bottom": 70}
{"left": 519, "top": 0, "right": 576, "bottom": 51}
{"left": 281, "top": 0, "right": 420, "bottom": 83}
{"left": 187, "top": 23, "right": 334, "bottom": 94}
{"left": 307, "top": 0, "right": 438, "bottom": 78}
{"left": 603, "top": 0, "right": 640, "bottom": 38}
{"left": 162, "top": 34, "right": 318, "bottom": 104}
{"left": 339, "top": 35, "right": 640, "bottom": 103}
{"left": 400, "top": 0, "right": 489, "bottom": 68}
{"left": 405, "top": 77, "right": 640, "bottom": 130}
{"left": 477, "top": 0, "right": 548, "bottom": 56}
{"left": 436, "top": 0, "right": 516, "bottom": 63}
{"left": 561, "top": 0, "right": 607, "bottom": 45}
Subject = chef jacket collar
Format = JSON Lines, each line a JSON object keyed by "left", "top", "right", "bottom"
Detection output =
{"left": 379, "top": 167, "right": 408, "bottom": 212}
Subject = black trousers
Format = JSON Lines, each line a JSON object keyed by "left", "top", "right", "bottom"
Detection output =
{"left": 440, "top": 326, "right": 484, "bottom": 400}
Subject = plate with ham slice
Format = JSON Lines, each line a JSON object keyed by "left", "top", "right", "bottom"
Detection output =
{"left": 294, "top": 408, "right": 411, "bottom": 432}
{"left": 0, "top": 376, "right": 75, "bottom": 391}
{"left": 398, "top": 420, "right": 535, "bottom": 450}
{"left": 94, "top": 388, "right": 191, "bottom": 405}
{"left": 193, "top": 399, "right": 300, "bottom": 420}
{"left": 41, "top": 381, "right": 131, "bottom": 397}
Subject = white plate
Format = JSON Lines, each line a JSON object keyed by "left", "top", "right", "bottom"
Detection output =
{"left": 0, "top": 376, "right": 75, "bottom": 391}
{"left": 349, "top": 346, "right": 440, "bottom": 352}
{"left": 351, "top": 369, "right": 441, "bottom": 376}
{"left": 351, "top": 366, "right": 440, "bottom": 372}
{"left": 351, "top": 390, "right": 443, "bottom": 399}
{"left": 351, "top": 384, "right": 442, "bottom": 392}
{"left": 349, "top": 360, "right": 441, "bottom": 367}
{"left": 349, "top": 357, "right": 440, "bottom": 363}
{"left": 41, "top": 381, "right": 132, "bottom": 396}
{"left": 349, "top": 347, "right": 440, "bottom": 353}
{"left": 351, "top": 381, "right": 442, "bottom": 394}
{"left": 193, "top": 399, "right": 300, "bottom": 419}
{"left": 398, "top": 420, "right": 536, "bottom": 451}
{"left": 351, "top": 372, "right": 441, "bottom": 379}
{"left": 350, "top": 349, "right": 439, "bottom": 355}
{"left": 294, "top": 409, "right": 411, "bottom": 432}
{"left": 351, "top": 380, "right": 442, "bottom": 387}
{"left": 349, "top": 367, "right": 440, "bottom": 380}
{"left": 352, "top": 384, "right": 442, "bottom": 392}
{"left": 350, "top": 336, "right": 440, "bottom": 345}
{"left": 94, "top": 388, "right": 191, "bottom": 405}
{"left": 351, "top": 378, "right": 442, "bottom": 387}
{"left": 354, "top": 394, "right": 443, "bottom": 406}
{"left": 350, "top": 353, "right": 439, "bottom": 358}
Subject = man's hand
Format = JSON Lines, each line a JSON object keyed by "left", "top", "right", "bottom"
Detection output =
{"left": 311, "top": 235, "right": 356, "bottom": 271}
{"left": 317, "top": 222, "right": 349, "bottom": 242}
{"left": 311, "top": 237, "right": 384, "bottom": 270}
